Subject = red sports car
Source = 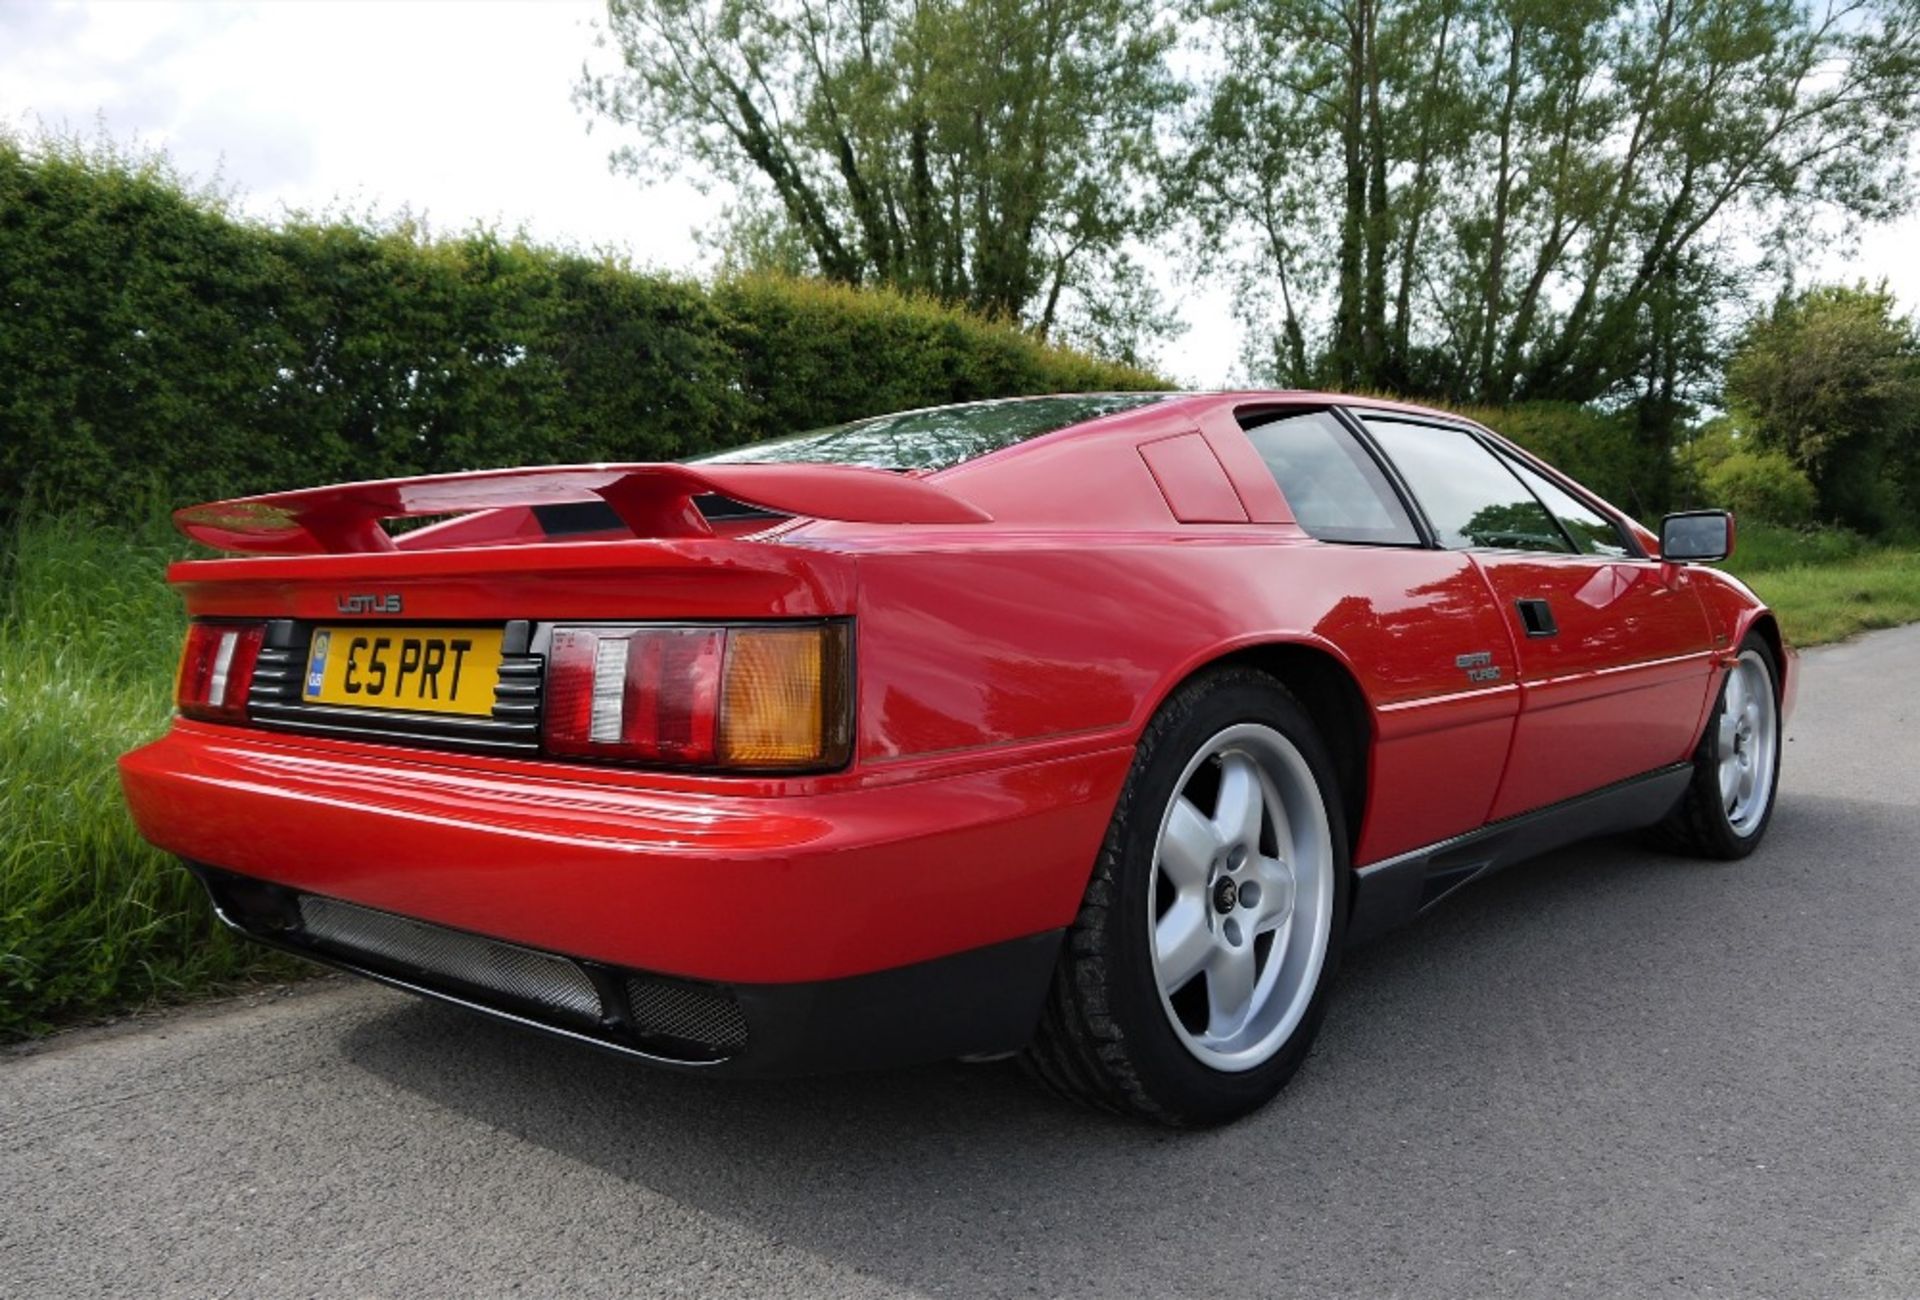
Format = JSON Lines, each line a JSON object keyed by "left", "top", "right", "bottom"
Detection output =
{"left": 120, "top": 392, "right": 1791, "bottom": 1124}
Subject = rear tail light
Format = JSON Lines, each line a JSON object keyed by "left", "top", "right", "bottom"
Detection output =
{"left": 176, "top": 622, "right": 266, "bottom": 722}
{"left": 542, "top": 623, "right": 851, "bottom": 771}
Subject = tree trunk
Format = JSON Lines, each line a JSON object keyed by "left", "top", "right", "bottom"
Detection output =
{"left": 1478, "top": 14, "right": 1525, "bottom": 402}
{"left": 1390, "top": 2, "right": 1454, "bottom": 383}
{"left": 1333, "top": 0, "right": 1369, "bottom": 386}
{"left": 1361, "top": 0, "right": 1390, "bottom": 384}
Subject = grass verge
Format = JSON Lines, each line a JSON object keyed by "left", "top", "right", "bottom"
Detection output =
{"left": 0, "top": 513, "right": 1914, "bottom": 1037}
{"left": 1, "top": 511, "right": 303, "bottom": 1040}
{"left": 1720, "top": 523, "right": 1920, "bottom": 648}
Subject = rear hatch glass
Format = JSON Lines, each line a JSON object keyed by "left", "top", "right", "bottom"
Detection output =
{"left": 691, "top": 393, "right": 1171, "bottom": 472}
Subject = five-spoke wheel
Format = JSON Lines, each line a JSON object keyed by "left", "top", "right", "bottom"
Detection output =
{"left": 1148, "top": 725, "right": 1334, "bottom": 1073}
{"left": 1023, "top": 668, "right": 1348, "bottom": 1125}
{"left": 1717, "top": 649, "right": 1778, "bottom": 837}
{"left": 1663, "top": 634, "right": 1782, "bottom": 859}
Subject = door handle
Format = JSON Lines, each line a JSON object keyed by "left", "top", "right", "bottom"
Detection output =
{"left": 1516, "top": 598, "right": 1558, "bottom": 638}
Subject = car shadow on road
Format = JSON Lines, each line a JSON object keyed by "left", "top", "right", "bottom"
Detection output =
{"left": 336, "top": 793, "right": 1908, "bottom": 1297}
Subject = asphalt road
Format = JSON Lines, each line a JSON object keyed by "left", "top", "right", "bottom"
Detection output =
{"left": 7, "top": 624, "right": 1920, "bottom": 1300}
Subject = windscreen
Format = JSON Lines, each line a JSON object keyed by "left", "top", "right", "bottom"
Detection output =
{"left": 691, "top": 393, "right": 1172, "bottom": 472}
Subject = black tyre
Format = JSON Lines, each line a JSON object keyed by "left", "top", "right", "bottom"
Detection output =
{"left": 1022, "top": 668, "right": 1350, "bottom": 1126}
{"left": 1659, "top": 634, "right": 1782, "bottom": 859}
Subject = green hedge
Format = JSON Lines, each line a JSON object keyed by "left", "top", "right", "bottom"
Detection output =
{"left": 0, "top": 137, "right": 1164, "bottom": 520}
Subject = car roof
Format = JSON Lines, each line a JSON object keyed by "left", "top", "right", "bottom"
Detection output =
{"left": 1159, "top": 390, "right": 1475, "bottom": 423}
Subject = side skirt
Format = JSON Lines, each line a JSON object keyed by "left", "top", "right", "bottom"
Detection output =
{"left": 1345, "top": 763, "right": 1692, "bottom": 946}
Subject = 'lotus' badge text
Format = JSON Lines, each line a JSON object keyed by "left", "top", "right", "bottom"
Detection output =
{"left": 337, "top": 593, "right": 403, "bottom": 615}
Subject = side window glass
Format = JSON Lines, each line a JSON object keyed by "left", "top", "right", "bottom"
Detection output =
{"left": 1361, "top": 418, "right": 1572, "bottom": 554}
{"left": 1500, "top": 455, "right": 1631, "bottom": 557}
{"left": 1242, "top": 411, "right": 1419, "bottom": 545}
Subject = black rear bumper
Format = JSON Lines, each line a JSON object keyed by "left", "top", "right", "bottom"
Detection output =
{"left": 190, "top": 862, "right": 1062, "bottom": 1076}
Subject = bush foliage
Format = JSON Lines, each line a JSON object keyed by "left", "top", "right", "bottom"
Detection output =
{"left": 0, "top": 137, "right": 1164, "bottom": 521}
{"left": 1702, "top": 450, "right": 1819, "bottom": 526}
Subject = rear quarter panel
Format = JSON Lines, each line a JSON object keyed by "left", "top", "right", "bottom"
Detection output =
{"left": 844, "top": 532, "right": 1524, "bottom": 866}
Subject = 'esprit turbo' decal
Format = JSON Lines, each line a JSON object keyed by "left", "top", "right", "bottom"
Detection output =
{"left": 1456, "top": 651, "right": 1502, "bottom": 684}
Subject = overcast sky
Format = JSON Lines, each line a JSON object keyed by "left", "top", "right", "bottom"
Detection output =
{"left": 2, "top": 0, "right": 1916, "bottom": 387}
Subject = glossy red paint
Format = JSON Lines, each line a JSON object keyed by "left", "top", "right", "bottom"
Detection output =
{"left": 121, "top": 720, "right": 1131, "bottom": 982}
{"left": 843, "top": 538, "right": 1523, "bottom": 863}
{"left": 1137, "top": 431, "right": 1248, "bottom": 522}
{"left": 121, "top": 391, "right": 1791, "bottom": 995}
{"left": 1473, "top": 552, "right": 1714, "bottom": 819}
{"left": 167, "top": 537, "right": 858, "bottom": 623}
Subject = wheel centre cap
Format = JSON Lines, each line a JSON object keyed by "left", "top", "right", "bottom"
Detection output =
{"left": 1212, "top": 876, "right": 1239, "bottom": 915}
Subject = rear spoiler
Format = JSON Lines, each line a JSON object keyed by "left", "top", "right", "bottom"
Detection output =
{"left": 172, "top": 462, "right": 992, "bottom": 555}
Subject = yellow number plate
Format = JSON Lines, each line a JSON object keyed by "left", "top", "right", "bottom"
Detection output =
{"left": 302, "top": 626, "right": 505, "bottom": 716}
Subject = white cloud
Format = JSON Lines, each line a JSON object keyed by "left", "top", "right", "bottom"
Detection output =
{"left": 0, "top": 0, "right": 720, "bottom": 263}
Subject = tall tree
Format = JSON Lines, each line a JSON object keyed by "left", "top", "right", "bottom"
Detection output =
{"left": 579, "top": 0, "right": 1182, "bottom": 361}
{"left": 1181, "top": 0, "right": 1920, "bottom": 407}
{"left": 1725, "top": 283, "right": 1920, "bottom": 529}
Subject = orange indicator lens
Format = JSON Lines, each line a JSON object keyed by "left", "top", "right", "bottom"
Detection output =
{"left": 719, "top": 627, "right": 826, "bottom": 766}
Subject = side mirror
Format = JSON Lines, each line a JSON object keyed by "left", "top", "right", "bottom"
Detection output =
{"left": 1660, "top": 510, "right": 1735, "bottom": 563}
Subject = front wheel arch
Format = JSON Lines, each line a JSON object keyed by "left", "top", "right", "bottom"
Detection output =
{"left": 1659, "top": 631, "right": 1782, "bottom": 859}
{"left": 1743, "top": 612, "right": 1787, "bottom": 703}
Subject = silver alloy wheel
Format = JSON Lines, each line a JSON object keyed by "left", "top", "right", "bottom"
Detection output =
{"left": 1719, "top": 649, "right": 1779, "bottom": 838}
{"left": 1147, "top": 723, "right": 1335, "bottom": 1073}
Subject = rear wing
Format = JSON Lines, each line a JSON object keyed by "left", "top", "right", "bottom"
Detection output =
{"left": 172, "top": 462, "right": 991, "bottom": 555}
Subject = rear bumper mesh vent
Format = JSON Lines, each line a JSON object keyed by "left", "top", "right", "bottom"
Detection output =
{"left": 195, "top": 865, "right": 754, "bottom": 1064}
{"left": 297, "top": 894, "right": 603, "bottom": 1025}
{"left": 626, "top": 975, "right": 749, "bottom": 1053}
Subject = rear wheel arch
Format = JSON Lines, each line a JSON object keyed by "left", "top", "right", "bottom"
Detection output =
{"left": 1026, "top": 665, "right": 1352, "bottom": 1123}
{"left": 1149, "top": 642, "right": 1373, "bottom": 859}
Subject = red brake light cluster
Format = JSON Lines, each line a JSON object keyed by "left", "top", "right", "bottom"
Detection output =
{"left": 176, "top": 622, "right": 265, "bottom": 722}
{"left": 542, "top": 623, "right": 851, "bottom": 771}
{"left": 545, "top": 626, "right": 725, "bottom": 763}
